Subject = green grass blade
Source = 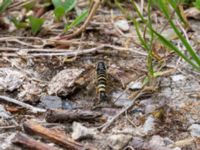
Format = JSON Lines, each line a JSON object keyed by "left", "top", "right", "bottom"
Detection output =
{"left": 156, "top": 0, "right": 170, "bottom": 18}
{"left": 64, "top": 9, "right": 88, "bottom": 32}
{"left": 152, "top": 29, "right": 200, "bottom": 70}
{"left": 132, "top": 19, "right": 149, "bottom": 51}
{"left": 194, "top": 0, "right": 200, "bottom": 10}
{"left": 114, "top": 0, "right": 132, "bottom": 20}
{"left": 0, "top": 0, "right": 12, "bottom": 13}
{"left": 130, "top": 0, "right": 146, "bottom": 22}
{"left": 52, "top": 0, "right": 76, "bottom": 14}
{"left": 169, "top": 21, "right": 200, "bottom": 66}
{"left": 132, "top": 18, "right": 154, "bottom": 76}
{"left": 155, "top": 0, "right": 200, "bottom": 68}
{"left": 168, "top": 0, "right": 188, "bottom": 26}
{"left": 147, "top": 0, "right": 154, "bottom": 76}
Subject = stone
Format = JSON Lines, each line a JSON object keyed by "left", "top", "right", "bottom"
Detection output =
{"left": 160, "top": 77, "right": 171, "bottom": 87}
{"left": 38, "top": 96, "right": 62, "bottom": 109}
{"left": 128, "top": 81, "right": 143, "bottom": 90}
{"left": 72, "top": 122, "right": 96, "bottom": 140}
{"left": 0, "top": 105, "right": 11, "bottom": 119}
{"left": 0, "top": 68, "right": 26, "bottom": 92}
{"left": 171, "top": 74, "right": 186, "bottom": 82}
{"left": 62, "top": 99, "right": 78, "bottom": 110}
{"left": 141, "top": 115, "right": 155, "bottom": 135}
{"left": 129, "top": 137, "right": 144, "bottom": 149}
{"left": 160, "top": 87, "right": 172, "bottom": 98}
{"left": 163, "top": 137, "right": 174, "bottom": 145}
{"left": 48, "top": 69, "right": 84, "bottom": 96}
{"left": 145, "top": 104, "right": 156, "bottom": 114}
{"left": 107, "top": 134, "right": 132, "bottom": 150}
{"left": 149, "top": 135, "right": 165, "bottom": 146}
{"left": 0, "top": 133, "right": 16, "bottom": 149}
{"left": 114, "top": 19, "right": 129, "bottom": 32}
{"left": 18, "top": 81, "right": 42, "bottom": 103}
{"left": 188, "top": 124, "right": 200, "bottom": 137}
{"left": 111, "top": 91, "right": 132, "bottom": 107}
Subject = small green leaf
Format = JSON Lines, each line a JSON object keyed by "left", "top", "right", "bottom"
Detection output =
{"left": 194, "top": 0, "right": 200, "bottom": 10}
{"left": 52, "top": 0, "right": 76, "bottom": 13}
{"left": 29, "top": 16, "right": 44, "bottom": 35}
{"left": 64, "top": 9, "right": 88, "bottom": 32}
{"left": 142, "top": 76, "right": 149, "bottom": 86}
{"left": 0, "top": 0, "right": 12, "bottom": 14}
{"left": 54, "top": 6, "right": 65, "bottom": 20}
{"left": 11, "top": 17, "right": 28, "bottom": 29}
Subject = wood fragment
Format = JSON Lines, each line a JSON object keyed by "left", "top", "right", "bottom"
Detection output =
{"left": 12, "top": 132, "right": 59, "bottom": 150}
{"left": 0, "top": 95, "right": 46, "bottom": 113}
{"left": 23, "top": 121, "right": 97, "bottom": 150}
{"left": 45, "top": 109, "right": 104, "bottom": 123}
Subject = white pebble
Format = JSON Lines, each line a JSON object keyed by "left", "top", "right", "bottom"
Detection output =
{"left": 114, "top": 19, "right": 130, "bottom": 32}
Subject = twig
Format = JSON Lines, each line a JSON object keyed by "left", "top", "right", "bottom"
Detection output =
{"left": 176, "top": 20, "right": 190, "bottom": 44}
{"left": 0, "top": 95, "right": 46, "bottom": 113}
{"left": 0, "top": 36, "right": 44, "bottom": 40}
{"left": 100, "top": 90, "right": 144, "bottom": 132}
{"left": 0, "top": 38, "right": 43, "bottom": 48}
{"left": 113, "top": 75, "right": 146, "bottom": 104}
{"left": 0, "top": 36, "right": 46, "bottom": 48}
{"left": 12, "top": 132, "right": 59, "bottom": 150}
{"left": 23, "top": 121, "right": 97, "bottom": 150}
{"left": 59, "top": 0, "right": 101, "bottom": 39}
{"left": 0, "top": 44, "right": 147, "bottom": 57}
{"left": 140, "top": 0, "right": 144, "bottom": 15}
{"left": 46, "top": 109, "right": 103, "bottom": 123}
{"left": 0, "top": 125, "right": 19, "bottom": 129}
{"left": 8, "top": 0, "right": 35, "bottom": 10}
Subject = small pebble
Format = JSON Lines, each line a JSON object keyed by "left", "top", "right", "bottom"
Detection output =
{"left": 188, "top": 124, "right": 200, "bottom": 137}
{"left": 39, "top": 96, "right": 62, "bottom": 109}
{"left": 142, "top": 115, "right": 155, "bottom": 134}
{"left": 107, "top": 134, "right": 132, "bottom": 150}
{"left": 171, "top": 74, "right": 186, "bottom": 82}
{"left": 149, "top": 135, "right": 165, "bottom": 146}
{"left": 0, "top": 105, "right": 11, "bottom": 119}
{"left": 72, "top": 122, "right": 96, "bottom": 140}
{"left": 114, "top": 19, "right": 130, "bottom": 32}
{"left": 128, "top": 81, "right": 143, "bottom": 90}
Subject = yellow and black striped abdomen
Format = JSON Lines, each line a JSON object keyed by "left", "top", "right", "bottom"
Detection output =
{"left": 96, "top": 61, "right": 107, "bottom": 101}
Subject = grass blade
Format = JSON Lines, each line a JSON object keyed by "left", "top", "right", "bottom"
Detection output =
{"left": 0, "top": 0, "right": 12, "bottom": 13}
{"left": 152, "top": 29, "right": 200, "bottom": 70}
{"left": 64, "top": 9, "right": 88, "bottom": 32}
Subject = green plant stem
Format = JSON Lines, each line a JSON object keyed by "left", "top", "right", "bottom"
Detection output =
{"left": 130, "top": 0, "right": 146, "bottom": 22}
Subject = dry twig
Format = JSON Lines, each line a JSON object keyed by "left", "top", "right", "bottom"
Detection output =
{"left": 0, "top": 44, "right": 147, "bottom": 57}
{"left": 0, "top": 95, "right": 46, "bottom": 113}
{"left": 100, "top": 90, "right": 144, "bottom": 132}
{"left": 46, "top": 109, "right": 104, "bottom": 123}
{"left": 12, "top": 132, "right": 59, "bottom": 150}
{"left": 23, "top": 121, "right": 97, "bottom": 150}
